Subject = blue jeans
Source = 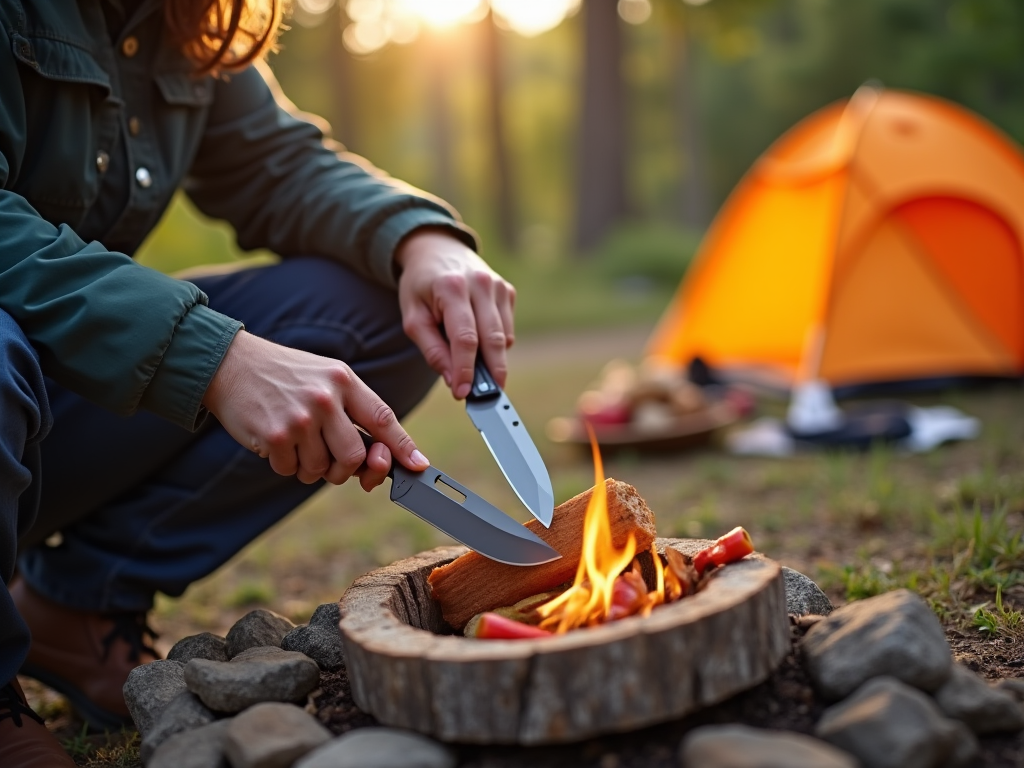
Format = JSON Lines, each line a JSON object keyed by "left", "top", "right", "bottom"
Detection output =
{"left": 0, "top": 257, "right": 436, "bottom": 688}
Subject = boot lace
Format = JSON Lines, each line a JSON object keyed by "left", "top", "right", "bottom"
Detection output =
{"left": 100, "top": 612, "right": 159, "bottom": 663}
{"left": 0, "top": 682, "right": 44, "bottom": 728}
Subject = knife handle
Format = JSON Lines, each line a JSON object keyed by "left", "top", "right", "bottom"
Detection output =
{"left": 356, "top": 427, "right": 395, "bottom": 480}
{"left": 438, "top": 324, "right": 501, "bottom": 402}
{"left": 469, "top": 355, "right": 501, "bottom": 401}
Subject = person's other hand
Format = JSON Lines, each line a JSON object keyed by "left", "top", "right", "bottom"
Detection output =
{"left": 396, "top": 228, "right": 516, "bottom": 399}
{"left": 202, "top": 330, "right": 429, "bottom": 490}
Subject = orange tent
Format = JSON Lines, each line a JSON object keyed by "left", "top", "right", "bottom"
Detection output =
{"left": 646, "top": 87, "right": 1024, "bottom": 391}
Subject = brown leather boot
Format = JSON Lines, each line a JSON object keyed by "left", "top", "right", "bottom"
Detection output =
{"left": 11, "top": 580, "right": 159, "bottom": 731}
{"left": 0, "top": 678, "right": 77, "bottom": 767}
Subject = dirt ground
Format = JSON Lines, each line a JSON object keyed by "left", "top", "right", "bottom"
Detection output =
{"left": 20, "top": 324, "right": 1024, "bottom": 765}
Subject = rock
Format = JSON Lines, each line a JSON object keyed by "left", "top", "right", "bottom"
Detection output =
{"left": 934, "top": 664, "right": 1024, "bottom": 734}
{"left": 782, "top": 567, "right": 833, "bottom": 617}
{"left": 123, "top": 660, "right": 187, "bottom": 735}
{"left": 995, "top": 677, "right": 1024, "bottom": 703}
{"left": 225, "top": 610, "right": 295, "bottom": 658}
{"left": 801, "top": 589, "right": 952, "bottom": 699}
{"left": 294, "top": 727, "right": 456, "bottom": 768}
{"left": 678, "top": 724, "right": 857, "bottom": 768}
{"left": 224, "top": 702, "right": 331, "bottom": 768}
{"left": 149, "top": 718, "right": 231, "bottom": 768}
{"left": 816, "top": 676, "right": 978, "bottom": 768}
{"left": 184, "top": 650, "right": 320, "bottom": 713}
{"left": 230, "top": 645, "right": 289, "bottom": 663}
{"left": 282, "top": 603, "right": 344, "bottom": 672}
{"left": 167, "top": 633, "right": 229, "bottom": 664}
{"left": 140, "top": 691, "right": 216, "bottom": 764}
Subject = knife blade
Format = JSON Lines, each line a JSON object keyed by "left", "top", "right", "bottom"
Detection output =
{"left": 464, "top": 356, "right": 555, "bottom": 528}
{"left": 358, "top": 431, "right": 560, "bottom": 566}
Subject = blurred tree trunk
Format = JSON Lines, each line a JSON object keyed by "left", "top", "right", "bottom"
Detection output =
{"left": 574, "top": 0, "right": 629, "bottom": 253}
{"left": 673, "top": 18, "right": 710, "bottom": 230}
{"left": 484, "top": 12, "right": 517, "bottom": 251}
{"left": 328, "top": 4, "right": 359, "bottom": 151}
{"left": 428, "top": 39, "right": 456, "bottom": 208}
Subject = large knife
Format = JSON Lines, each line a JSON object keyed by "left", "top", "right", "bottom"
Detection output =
{"left": 465, "top": 357, "right": 555, "bottom": 528}
{"left": 358, "top": 431, "right": 560, "bottom": 566}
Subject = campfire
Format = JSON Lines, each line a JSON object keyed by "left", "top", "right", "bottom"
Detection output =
{"left": 430, "top": 433, "right": 755, "bottom": 638}
{"left": 338, "top": 440, "right": 787, "bottom": 745}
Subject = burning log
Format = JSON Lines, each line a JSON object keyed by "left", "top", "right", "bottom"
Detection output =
{"left": 427, "top": 479, "right": 657, "bottom": 630}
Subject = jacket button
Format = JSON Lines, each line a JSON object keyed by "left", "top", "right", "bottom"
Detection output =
{"left": 122, "top": 36, "right": 139, "bottom": 58}
{"left": 135, "top": 167, "right": 152, "bottom": 188}
{"left": 96, "top": 151, "right": 110, "bottom": 173}
{"left": 128, "top": 116, "right": 141, "bottom": 136}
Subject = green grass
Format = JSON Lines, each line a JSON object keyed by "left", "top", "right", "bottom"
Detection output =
{"left": 817, "top": 498, "right": 1024, "bottom": 630}
{"left": 973, "top": 585, "right": 1024, "bottom": 641}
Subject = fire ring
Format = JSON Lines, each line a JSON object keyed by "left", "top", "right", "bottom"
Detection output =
{"left": 338, "top": 538, "right": 790, "bottom": 745}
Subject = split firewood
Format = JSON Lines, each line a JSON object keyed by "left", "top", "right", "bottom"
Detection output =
{"left": 427, "top": 479, "right": 657, "bottom": 630}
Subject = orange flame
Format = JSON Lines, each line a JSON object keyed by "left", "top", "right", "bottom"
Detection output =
{"left": 537, "top": 425, "right": 637, "bottom": 633}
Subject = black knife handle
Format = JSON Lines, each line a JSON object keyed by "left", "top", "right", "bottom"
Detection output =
{"left": 439, "top": 324, "right": 501, "bottom": 402}
{"left": 469, "top": 355, "right": 501, "bottom": 401}
{"left": 357, "top": 428, "right": 395, "bottom": 480}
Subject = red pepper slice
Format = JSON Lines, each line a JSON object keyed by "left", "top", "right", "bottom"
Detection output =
{"left": 693, "top": 526, "right": 754, "bottom": 575}
{"left": 474, "top": 612, "right": 553, "bottom": 640}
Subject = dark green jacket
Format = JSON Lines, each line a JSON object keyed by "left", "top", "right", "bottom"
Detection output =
{"left": 0, "top": 0, "right": 475, "bottom": 430}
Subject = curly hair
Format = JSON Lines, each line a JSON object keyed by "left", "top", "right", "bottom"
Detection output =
{"left": 164, "top": 0, "right": 285, "bottom": 75}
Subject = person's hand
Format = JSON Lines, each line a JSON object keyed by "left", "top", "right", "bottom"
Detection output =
{"left": 202, "top": 330, "right": 429, "bottom": 490}
{"left": 396, "top": 228, "right": 516, "bottom": 399}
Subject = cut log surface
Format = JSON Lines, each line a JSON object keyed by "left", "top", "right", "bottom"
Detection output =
{"left": 339, "top": 537, "right": 790, "bottom": 745}
{"left": 428, "top": 478, "right": 657, "bottom": 630}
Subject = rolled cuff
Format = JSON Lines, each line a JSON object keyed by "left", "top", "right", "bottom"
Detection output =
{"left": 368, "top": 208, "right": 479, "bottom": 288}
{"left": 138, "top": 303, "right": 243, "bottom": 431}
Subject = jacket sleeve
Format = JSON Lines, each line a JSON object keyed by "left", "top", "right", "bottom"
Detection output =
{"left": 0, "top": 33, "right": 241, "bottom": 431}
{"left": 183, "top": 62, "right": 478, "bottom": 289}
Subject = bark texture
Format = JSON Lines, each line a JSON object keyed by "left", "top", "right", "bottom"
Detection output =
{"left": 427, "top": 479, "right": 657, "bottom": 630}
{"left": 573, "top": 0, "right": 629, "bottom": 251}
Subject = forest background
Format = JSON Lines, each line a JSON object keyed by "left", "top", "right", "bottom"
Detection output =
{"left": 139, "top": 0, "right": 1024, "bottom": 334}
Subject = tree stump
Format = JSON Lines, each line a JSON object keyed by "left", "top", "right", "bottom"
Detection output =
{"left": 338, "top": 539, "right": 790, "bottom": 745}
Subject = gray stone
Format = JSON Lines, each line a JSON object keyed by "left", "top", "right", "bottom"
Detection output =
{"left": 225, "top": 610, "right": 295, "bottom": 658}
{"left": 282, "top": 603, "right": 344, "bottom": 672}
{"left": 801, "top": 589, "right": 952, "bottom": 699}
{"left": 782, "top": 567, "right": 834, "bottom": 617}
{"left": 934, "top": 664, "right": 1024, "bottom": 734}
{"left": 140, "top": 691, "right": 216, "bottom": 764}
{"left": 678, "top": 724, "right": 857, "bottom": 768}
{"left": 816, "top": 676, "right": 978, "bottom": 768}
{"left": 230, "top": 645, "right": 289, "bottom": 663}
{"left": 995, "top": 677, "right": 1024, "bottom": 703}
{"left": 185, "top": 650, "right": 320, "bottom": 713}
{"left": 294, "top": 727, "right": 456, "bottom": 768}
{"left": 168, "top": 633, "right": 229, "bottom": 664}
{"left": 224, "top": 702, "right": 331, "bottom": 768}
{"left": 123, "top": 660, "right": 187, "bottom": 735}
{"left": 149, "top": 718, "right": 231, "bottom": 768}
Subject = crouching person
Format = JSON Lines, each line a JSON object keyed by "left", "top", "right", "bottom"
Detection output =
{"left": 0, "top": 0, "right": 515, "bottom": 763}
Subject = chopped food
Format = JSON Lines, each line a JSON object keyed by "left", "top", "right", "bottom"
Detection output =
{"left": 472, "top": 612, "right": 553, "bottom": 640}
{"left": 692, "top": 527, "right": 755, "bottom": 576}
